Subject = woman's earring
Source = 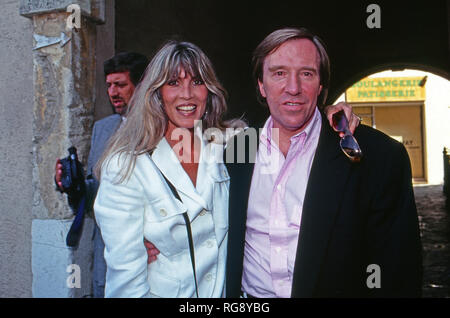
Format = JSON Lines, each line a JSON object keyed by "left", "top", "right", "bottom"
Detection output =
{"left": 202, "top": 111, "right": 208, "bottom": 120}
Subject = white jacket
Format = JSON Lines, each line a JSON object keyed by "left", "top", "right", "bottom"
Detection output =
{"left": 94, "top": 135, "right": 229, "bottom": 297}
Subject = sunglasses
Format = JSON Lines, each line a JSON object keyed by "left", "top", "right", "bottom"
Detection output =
{"left": 333, "top": 111, "right": 363, "bottom": 163}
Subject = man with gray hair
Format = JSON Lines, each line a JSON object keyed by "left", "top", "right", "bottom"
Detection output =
{"left": 225, "top": 27, "right": 422, "bottom": 298}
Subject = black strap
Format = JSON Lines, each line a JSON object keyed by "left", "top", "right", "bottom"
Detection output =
{"left": 66, "top": 195, "right": 86, "bottom": 247}
{"left": 181, "top": 212, "right": 199, "bottom": 298}
{"left": 150, "top": 153, "right": 199, "bottom": 297}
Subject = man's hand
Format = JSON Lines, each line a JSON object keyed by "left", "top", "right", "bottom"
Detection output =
{"left": 324, "top": 102, "right": 361, "bottom": 137}
{"left": 144, "top": 239, "right": 160, "bottom": 264}
{"left": 55, "top": 159, "right": 64, "bottom": 192}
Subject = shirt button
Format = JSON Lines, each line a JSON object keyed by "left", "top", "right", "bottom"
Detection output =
{"left": 222, "top": 169, "right": 227, "bottom": 178}
{"left": 206, "top": 240, "right": 214, "bottom": 248}
{"left": 275, "top": 247, "right": 281, "bottom": 253}
{"left": 276, "top": 184, "right": 282, "bottom": 191}
{"left": 159, "top": 208, "right": 167, "bottom": 217}
{"left": 205, "top": 273, "right": 213, "bottom": 281}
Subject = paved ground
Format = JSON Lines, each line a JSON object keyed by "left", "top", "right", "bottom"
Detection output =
{"left": 414, "top": 184, "right": 450, "bottom": 298}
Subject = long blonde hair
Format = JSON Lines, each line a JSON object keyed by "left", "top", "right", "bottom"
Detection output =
{"left": 95, "top": 40, "right": 244, "bottom": 182}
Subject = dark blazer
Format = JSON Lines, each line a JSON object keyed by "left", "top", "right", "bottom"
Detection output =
{"left": 225, "top": 114, "right": 422, "bottom": 297}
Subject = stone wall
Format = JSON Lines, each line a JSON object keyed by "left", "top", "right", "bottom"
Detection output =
{"left": 0, "top": 0, "right": 113, "bottom": 297}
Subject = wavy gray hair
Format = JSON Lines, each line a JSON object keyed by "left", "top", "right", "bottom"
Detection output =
{"left": 252, "top": 27, "right": 331, "bottom": 108}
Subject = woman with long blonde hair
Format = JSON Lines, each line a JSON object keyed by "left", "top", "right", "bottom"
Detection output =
{"left": 94, "top": 40, "right": 244, "bottom": 297}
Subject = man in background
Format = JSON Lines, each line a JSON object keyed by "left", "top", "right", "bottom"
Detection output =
{"left": 55, "top": 52, "right": 149, "bottom": 297}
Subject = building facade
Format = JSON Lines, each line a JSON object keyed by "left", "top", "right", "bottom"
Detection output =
{"left": 338, "top": 70, "right": 450, "bottom": 185}
{"left": 0, "top": 0, "right": 449, "bottom": 297}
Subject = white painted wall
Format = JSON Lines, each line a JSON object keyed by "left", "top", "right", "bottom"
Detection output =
{"left": 0, "top": 0, "right": 34, "bottom": 298}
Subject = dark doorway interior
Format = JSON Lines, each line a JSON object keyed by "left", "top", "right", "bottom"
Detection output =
{"left": 115, "top": 0, "right": 449, "bottom": 126}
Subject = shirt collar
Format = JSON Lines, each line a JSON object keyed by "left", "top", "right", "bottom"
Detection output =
{"left": 260, "top": 107, "right": 321, "bottom": 151}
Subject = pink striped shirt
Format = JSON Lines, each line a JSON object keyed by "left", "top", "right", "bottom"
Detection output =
{"left": 241, "top": 108, "right": 322, "bottom": 298}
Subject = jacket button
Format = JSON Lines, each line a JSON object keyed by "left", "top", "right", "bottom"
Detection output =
{"left": 159, "top": 208, "right": 167, "bottom": 217}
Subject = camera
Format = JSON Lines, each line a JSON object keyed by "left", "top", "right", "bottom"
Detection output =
{"left": 59, "top": 146, "right": 86, "bottom": 247}
{"left": 60, "top": 146, "right": 85, "bottom": 199}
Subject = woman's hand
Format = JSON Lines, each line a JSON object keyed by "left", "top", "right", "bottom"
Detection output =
{"left": 144, "top": 239, "right": 160, "bottom": 264}
{"left": 324, "top": 102, "right": 361, "bottom": 137}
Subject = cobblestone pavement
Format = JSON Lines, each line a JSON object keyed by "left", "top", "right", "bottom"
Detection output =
{"left": 414, "top": 184, "right": 450, "bottom": 298}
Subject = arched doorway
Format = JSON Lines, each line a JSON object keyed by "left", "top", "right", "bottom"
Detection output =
{"left": 334, "top": 69, "right": 450, "bottom": 185}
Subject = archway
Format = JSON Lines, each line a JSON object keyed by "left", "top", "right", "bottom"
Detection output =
{"left": 334, "top": 68, "right": 450, "bottom": 185}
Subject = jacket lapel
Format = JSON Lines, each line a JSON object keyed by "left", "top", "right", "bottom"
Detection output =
{"left": 291, "top": 117, "right": 353, "bottom": 297}
{"left": 197, "top": 140, "right": 230, "bottom": 210}
{"left": 225, "top": 128, "right": 259, "bottom": 297}
{"left": 151, "top": 137, "right": 209, "bottom": 211}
